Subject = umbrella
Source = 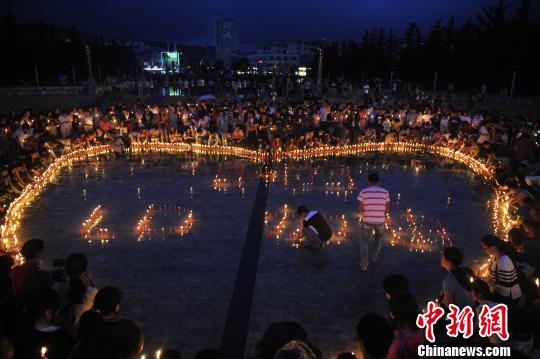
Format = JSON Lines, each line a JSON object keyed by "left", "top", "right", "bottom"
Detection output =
{"left": 198, "top": 94, "right": 216, "bottom": 101}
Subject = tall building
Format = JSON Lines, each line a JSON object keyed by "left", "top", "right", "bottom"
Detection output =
{"left": 207, "top": 16, "right": 239, "bottom": 63}
{"left": 247, "top": 40, "right": 319, "bottom": 74}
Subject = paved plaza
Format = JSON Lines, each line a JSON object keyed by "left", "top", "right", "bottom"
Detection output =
{"left": 19, "top": 152, "right": 493, "bottom": 358}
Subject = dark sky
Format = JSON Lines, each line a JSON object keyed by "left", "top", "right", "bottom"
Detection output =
{"left": 8, "top": 0, "right": 527, "bottom": 47}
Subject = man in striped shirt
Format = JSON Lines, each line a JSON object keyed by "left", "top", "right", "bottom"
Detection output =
{"left": 357, "top": 173, "right": 390, "bottom": 271}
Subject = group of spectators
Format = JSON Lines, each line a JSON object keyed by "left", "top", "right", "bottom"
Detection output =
{"left": 1, "top": 89, "right": 540, "bottom": 358}
{"left": 1, "top": 91, "right": 539, "bottom": 211}
{"left": 1, "top": 236, "right": 540, "bottom": 358}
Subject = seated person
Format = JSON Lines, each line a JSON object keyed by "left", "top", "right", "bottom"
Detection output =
{"left": 14, "top": 288, "right": 74, "bottom": 359}
{"left": 356, "top": 313, "right": 394, "bottom": 359}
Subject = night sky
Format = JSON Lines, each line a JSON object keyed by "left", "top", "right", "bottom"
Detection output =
{"left": 8, "top": 0, "right": 527, "bottom": 46}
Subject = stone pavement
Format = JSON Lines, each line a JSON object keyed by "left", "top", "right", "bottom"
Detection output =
{"left": 19, "top": 153, "right": 493, "bottom": 358}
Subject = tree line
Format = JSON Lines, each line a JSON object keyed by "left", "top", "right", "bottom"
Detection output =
{"left": 0, "top": 8, "right": 138, "bottom": 87}
{"left": 313, "top": 0, "right": 538, "bottom": 95}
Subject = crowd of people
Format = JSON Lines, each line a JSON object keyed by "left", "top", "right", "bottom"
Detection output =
{"left": 1, "top": 91, "right": 538, "bottom": 205}
{"left": 1, "top": 89, "right": 540, "bottom": 358}
{"left": 1, "top": 237, "right": 540, "bottom": 358}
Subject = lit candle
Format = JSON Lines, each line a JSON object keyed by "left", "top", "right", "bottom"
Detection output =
{"left": 155, "top": 349, "right": 162, "bottom": 359}
{"left": 41, "top": 347, "right": 48, "bottom": 359}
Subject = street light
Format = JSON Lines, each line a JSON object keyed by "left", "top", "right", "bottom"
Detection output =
{"left": 389, "top": 66, "right": 396, "bottom": 89}
{"left": 285, "top": 51, "right": 291, "bottom": 103}
{"left": 432, "top": 67, "right": 439, "bottom": 93}
{"left": 85, "top": 44, "right": 94, "bottom": 82}
{"left": 509, "top": 65, "right": 519, "bottom": 97}
{"left": 85, "top": 44, "right": 96, "bottom": 94}
{"left": 33, "top": 64, "right": 39, "bottom": 87}
{"left": 317, "top": 47, "right": 323, "bottom": 96}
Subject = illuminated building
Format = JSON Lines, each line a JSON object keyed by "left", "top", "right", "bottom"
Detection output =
{"left": 207, "top": 16, "right": 239, "bottom": 65}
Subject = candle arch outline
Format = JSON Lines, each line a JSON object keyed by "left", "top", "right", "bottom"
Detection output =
{"left": 0, "top": 142, "right": 512, "bottom": 260}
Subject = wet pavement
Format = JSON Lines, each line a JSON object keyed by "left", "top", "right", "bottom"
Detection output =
{"left": 19, "top": 152, "right": 493, "bottom": 358}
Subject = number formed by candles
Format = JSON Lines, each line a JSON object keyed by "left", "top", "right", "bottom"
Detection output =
{"left": 0, "top": 141, "right": 513, "bottom": 265}
{"left": 135, "top": 204, "right": 194, "bottom": 241}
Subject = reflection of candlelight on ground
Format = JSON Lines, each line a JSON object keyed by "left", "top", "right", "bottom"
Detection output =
{"left": 1, "top": 141, "right": 512, "bottom": 259}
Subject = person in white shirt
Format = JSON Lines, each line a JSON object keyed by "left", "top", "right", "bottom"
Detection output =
{"left": 11, "top": 123, "right": 33, "bottom": 148}
{"left": 478, "top": 125, "right": 490, "bottom": 144}
{"left": 59, "top": 113, "right": 73, "bottom": 138}
{"left": 439, "top": 116, "right": 449, "bottom": 132}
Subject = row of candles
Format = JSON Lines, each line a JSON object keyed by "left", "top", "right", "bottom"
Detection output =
{"left": 385, "top": 209, "right": 452, "bottom": 253}
{"left": 0, "top": 141, "right": 511, "bottom": 260}
{"left": 135, "top": 204, "right": 194, "bottom": 241}
{"left": 129, "top": 142, "right": 266, "bottom": 162}
{"left": 80, "top": 205, "right": 103, "bottom": 238}
{"left": 79, "top": 203, "right": 195, "bottom": 244}
{"left": 1, "top": 145, "right": 111, "bottom": 259}
{"left": 272, "top": 142, "right": 507, "bottom": 234}
{"left": 263, "top": 203, "right": 451, "bottom": 252}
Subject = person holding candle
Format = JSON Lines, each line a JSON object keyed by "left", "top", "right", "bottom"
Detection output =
{"left": 480, "top": 235, "right": 522, "bottom": 306}
{"left": 14, "top": 288, "right": 74, "bottom": 359}
{"left": 357, "top": 173, "right": 390, "bottom": 271}
{"left": 439, "top": 247, "right": 474, "bottom": 309}
{"left": 55, "top": 253, "right": 98, "bottom": 338}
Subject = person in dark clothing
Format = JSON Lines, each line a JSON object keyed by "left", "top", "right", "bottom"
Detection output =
{"left": 356, "top": 313, "right": 394, "bottom": 359}
{"left": 297, "top": 205, "right": 333, "bottom": 249}
{"left": 14, "top": 288, "right": 74, "bottom": 359}
{"left": 382, "top": 274, "right": 409, "bottom": 301}
{"left": 0, "top": 256, "right": 17, "bottom": 339}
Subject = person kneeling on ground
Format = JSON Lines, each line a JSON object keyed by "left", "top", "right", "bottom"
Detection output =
{"left": 297, "top": 205, "right": 332, "bottom": 249}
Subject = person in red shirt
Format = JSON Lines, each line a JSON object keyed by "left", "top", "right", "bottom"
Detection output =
{"left": 10, "top": 239, "right": 44, "bottom": 295}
